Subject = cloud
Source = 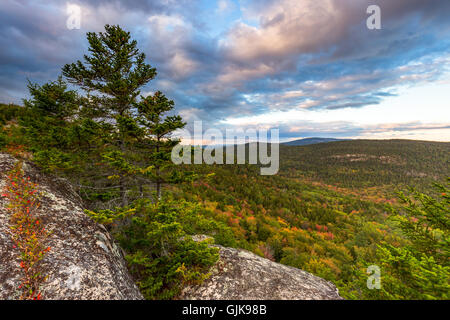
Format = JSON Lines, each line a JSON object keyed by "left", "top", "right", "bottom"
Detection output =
{"left": 214, "top": 0, "right": 450, "bottom": 82}
{"left": 216, "top": 0, "right": 236, "bottom": 14}
{"left": 0, "top": 0, "right": 449, "bottom": 140}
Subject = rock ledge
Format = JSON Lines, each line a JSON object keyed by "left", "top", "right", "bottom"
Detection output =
{"left": 0, "top": 153, "right": 143, "bottom": 300}
{"left": 180, "top": 241, "right": 343, "bottom": 300}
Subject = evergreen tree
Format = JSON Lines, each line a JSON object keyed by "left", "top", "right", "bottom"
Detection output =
{"left": 376, "top": 181, "right": 449, "bottom": 299}
{"left": 135, "top": 91, "right": 186, "bottom": 200}
{"left": 19, "top": 25, "right": 188, "bottom": 207}
{"left": 22, "top": 77, "right": 80, "bottom": 172}
{"left": 62, "top": 24, "right": 175, "bottom": 205}
{"left": 354, "top": 180, "right": 450, "bottom": 300}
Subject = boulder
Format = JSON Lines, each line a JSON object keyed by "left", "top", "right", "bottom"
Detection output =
{"left": 180, "top": 243, "right": 343, "bottom": 300}
{"left": 0, "top": 153, "right": 143, "bottom": 300}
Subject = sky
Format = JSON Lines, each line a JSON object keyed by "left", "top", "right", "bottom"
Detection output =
{"left": 1, "top": 0, "right": 449, "bottom": 142}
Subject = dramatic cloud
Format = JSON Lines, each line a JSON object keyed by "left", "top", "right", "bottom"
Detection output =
{"left": 1, "top": 0, "right": 449, "bottom": 141}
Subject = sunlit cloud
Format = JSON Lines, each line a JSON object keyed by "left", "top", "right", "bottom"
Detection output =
{"left": 1, "top": 0, "right": 449, "bottom": 141}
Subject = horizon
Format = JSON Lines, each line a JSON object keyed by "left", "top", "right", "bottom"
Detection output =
{"left": 1, "top": 1, "right": 449, "bottom": 142}
{"left": 182, "top": 136, "right": 450, "bottom": 146}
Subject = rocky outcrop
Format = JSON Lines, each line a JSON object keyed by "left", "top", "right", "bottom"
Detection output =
{"left": 180, "top": 239, "right": 343, "bottom": 300}
{"left": 0, "top": 153, "right": 143, "bottom": 300}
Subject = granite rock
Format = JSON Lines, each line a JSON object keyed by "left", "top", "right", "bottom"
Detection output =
{"left": 0, "top": 153, "right": 143, "bottom": 300}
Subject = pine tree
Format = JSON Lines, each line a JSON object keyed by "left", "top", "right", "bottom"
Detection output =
{"left": 62, "top": 25, "right": 159, "bottom": 206}
{"left": 22, "top": 77, "right": 81, "bottom": 172}
{"left": 358, "top": 180, "right": 450, "bottom": 299}
{"left": 135, "top": 91, "right": 186, "bottom": 200}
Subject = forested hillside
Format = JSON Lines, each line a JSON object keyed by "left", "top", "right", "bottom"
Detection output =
{"left": 280, "top": 140, "right": 449, "bottom": 189}
{"left": 0, "top": 25, "right": 448, "bottom": 300}
{"left": 169, "top": 140, "right": 449, "bottom": 299}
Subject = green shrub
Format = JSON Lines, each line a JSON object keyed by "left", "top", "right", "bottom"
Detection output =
{"left": 87, "top": 197, "right": 226, "bottom": 299}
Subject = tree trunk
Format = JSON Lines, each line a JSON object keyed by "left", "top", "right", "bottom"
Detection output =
{"left": 156, "top": 178, "right": 161, "bottom": 201}
{"left": 119, "top": 131, "right": 128, "bottom": 207}
{"left": 155, "top": 135, "right": 161, "bottom": 201}
{"left": 120, "top": 176, "right": 128, "bottom": 207}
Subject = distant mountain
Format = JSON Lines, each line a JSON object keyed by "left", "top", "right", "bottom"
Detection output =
{"left": 282, "top": 137, "right": 348, "bottom": 146}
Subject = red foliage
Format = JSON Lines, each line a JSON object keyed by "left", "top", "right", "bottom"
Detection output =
{"left": 2, "top": 162, "right": 50, "bottom": 300}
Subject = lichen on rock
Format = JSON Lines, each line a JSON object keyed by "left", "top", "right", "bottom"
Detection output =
{"left": 180, "top": 239, "right": 343, "bottom": 300}
{"left": 0, "top": 153, "right": 143, "bottom": 300}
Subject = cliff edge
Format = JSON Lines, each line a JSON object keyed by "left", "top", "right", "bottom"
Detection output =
{"left": 0, "top": 153, "right": 143, "bottom": 300}
{"left": 180, "top": 236, "right": 343, "bottom": 300}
